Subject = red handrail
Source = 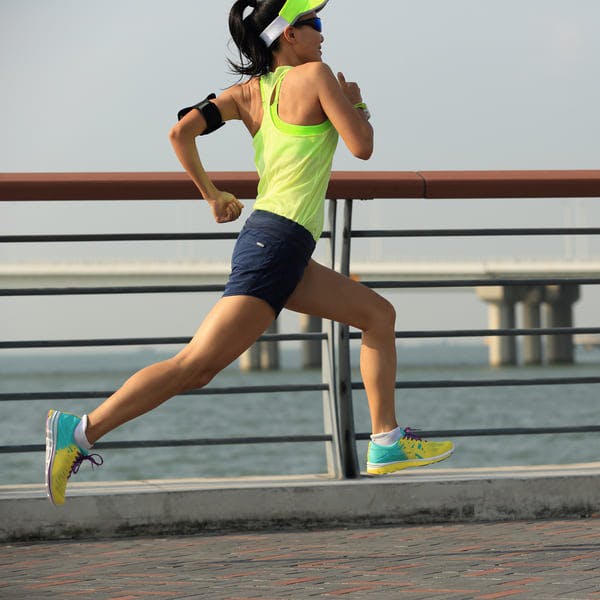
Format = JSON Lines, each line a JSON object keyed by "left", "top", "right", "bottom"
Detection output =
{"left": 1, "top": 170, "right": 599, "bottom": 201}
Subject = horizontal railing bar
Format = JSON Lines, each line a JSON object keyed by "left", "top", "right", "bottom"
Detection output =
{"left": 0, "top": 434, "right": 333, "bottom": 454}
{"left": 3, "top": 170, "right": 600, "bottom": 201}
{"left": 4, "top": 328, "right": 592, "bottom": 350}
{"left": 365, "top": 277, "right": 600, "bottom": 289}
{"left": 1, "top": 330, "right": 595, "bottom": 350}
{"left": 4, "top": 277, "right": 600, "bottom": 297}
{"left": 1, "top": 228, "right": 596, "bottom": 243}
{"left": 0, "top": 332, "right": 327, "bottom": 350}
{"left": 351, "top": 376, "right": 600, "bottom": 390}
{"left": 355, "top": 425, "right": 600, "bottom": 440}
{"left": 2, "top": 329, "right": 595, "bottom": 350}
{"left": 0, "top": 285, "right": 225, "bottom": 296}
{"left": 0, "top": 383, "right": 328, "bottom": 402}
{"left": 347, "top": 327, "right": 600, "bottom": 340}
{"left": 351, "top": 227, "right": 600, "bottom": 238}
{"left": 0, "top": 233, "right": 237, "bottom": 243}
{"left": 0, "top": 231, "right": 331, "bottom": 243}
{"left": 4, "top": 426, "right": 598, "bottom": 455}
{"left": 5, "top": 375, "right": 598, "bottom": 402}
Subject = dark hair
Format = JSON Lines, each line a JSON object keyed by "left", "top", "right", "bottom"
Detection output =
{"left": 228, "top": 0, "right": 286, "bottom": 78}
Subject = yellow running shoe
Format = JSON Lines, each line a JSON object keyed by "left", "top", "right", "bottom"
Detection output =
{"left": 367, "top": 427, "right": 454, "bottom": 475}
{"left": 45, "top": 410, "right": 103, "bottom": 505}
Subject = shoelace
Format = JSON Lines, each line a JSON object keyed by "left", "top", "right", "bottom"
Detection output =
{"left": 69, "top": 452, "right": 104, "bottom": 477}
{"left": 402, "top": 427, "right": 423, "bottom": 441}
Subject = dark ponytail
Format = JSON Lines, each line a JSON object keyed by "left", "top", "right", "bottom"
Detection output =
{"left": 228, "top": 0, "right": 286, "bottom": 78}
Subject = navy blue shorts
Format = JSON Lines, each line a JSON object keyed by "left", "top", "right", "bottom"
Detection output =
{"left": 223, "top": 210, "right": 316, "bottom": 316}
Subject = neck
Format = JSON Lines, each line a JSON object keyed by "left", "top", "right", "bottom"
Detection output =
{"left": 271, "top": 48, "right": 303, "bottom": 70}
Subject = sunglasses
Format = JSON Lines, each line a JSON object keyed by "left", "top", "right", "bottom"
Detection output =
{"left": 294, "top": 16, "right": 322, "bottom": 33}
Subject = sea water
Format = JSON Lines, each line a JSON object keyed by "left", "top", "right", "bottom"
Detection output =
{"left": 1, "top": 343, "right": 599, "bottom": 485}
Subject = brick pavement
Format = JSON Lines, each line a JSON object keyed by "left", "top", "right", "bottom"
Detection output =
{"left": 1, "top": 518, "right": 599, "bottom": 599}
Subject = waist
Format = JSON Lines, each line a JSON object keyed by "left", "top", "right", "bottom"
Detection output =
{"left": 243, "top": 210, "right": 316, "bottom": 253}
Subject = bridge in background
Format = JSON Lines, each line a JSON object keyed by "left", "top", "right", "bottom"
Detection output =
{"left": 3, "top": 258, "right": 600, "bottom": 286}
{"left": 1, "top": 258, "right": 598, "bottom": 366}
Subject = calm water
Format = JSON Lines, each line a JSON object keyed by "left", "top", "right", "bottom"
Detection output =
{"left": 1, "top": 343, "right": 599, "bottom": 485}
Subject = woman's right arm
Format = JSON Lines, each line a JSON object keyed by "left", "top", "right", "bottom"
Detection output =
{"left": 169, "top": 88, "right": 244, "bottom": 223}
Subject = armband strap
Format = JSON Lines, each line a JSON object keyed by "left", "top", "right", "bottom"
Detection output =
{"left": 177, "top": 93, "right": 225, "bottom": 135}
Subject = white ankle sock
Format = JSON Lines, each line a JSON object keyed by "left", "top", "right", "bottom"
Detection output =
{"left": 370, "top": 426, "right": 403, "bottom": 446}
{"left": 74, "top": 415, "right": 93, "bottom": 450}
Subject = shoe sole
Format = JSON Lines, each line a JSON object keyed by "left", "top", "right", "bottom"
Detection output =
{"left": 366, "top": 448, "right": 454, "bottom": 475}
{"left": 45, "top": 410, "right": 58, "bottom": 505}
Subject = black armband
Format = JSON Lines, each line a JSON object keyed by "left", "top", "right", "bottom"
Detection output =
{"left": 177, "top": 93, "right": 225, "bottom": 135}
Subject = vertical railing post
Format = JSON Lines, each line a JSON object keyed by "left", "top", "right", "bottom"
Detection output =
{"left": 321, "top": 200, "right": 343, "bottom": 477}
{"left": 337, "top": 199, "right": 360, "bottom": 478}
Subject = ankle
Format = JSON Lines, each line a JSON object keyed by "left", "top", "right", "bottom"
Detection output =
{"left": 370, "top": 426, "right": 402, "bottom": 446}
{"left": 73, "top": 415, "right": 93, "bottom": 450}
{"left": 371, "top": 420, "right": 399, "bottom": 436}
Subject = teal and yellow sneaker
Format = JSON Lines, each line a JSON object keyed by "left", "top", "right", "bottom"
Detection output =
{"left": 367, "top": 427, "right": 454, "bottom": 475}
{"left": 45, "top": 410, "right": 102, "bottom": 505}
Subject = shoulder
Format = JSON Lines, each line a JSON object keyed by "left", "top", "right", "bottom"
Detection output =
{"left": 214, "top": 78, "right": 261, "bottom": 120}
{"left": 218, "top": 81, "right": 248, "bottom": 104}
{"left": 287, "top": 62, "right": 340, "bottom": 98}
{"left": 282, "top": 63, "right": 338, "bottom": 100}
{"left": 290, "top": 61, "right": 336, "bottom": 83}
{"left": 224, "top": 79, "right": 262, "bottom": 106}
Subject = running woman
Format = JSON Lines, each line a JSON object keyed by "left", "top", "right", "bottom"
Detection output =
{"left": 45, "top": 0, "right": 454, "bottom": 505}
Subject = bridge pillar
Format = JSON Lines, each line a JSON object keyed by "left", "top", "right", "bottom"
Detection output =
{"left": 260, "top": 320, "right": 280, "bottom": 370}
{"left": 521, "top": 286, "right": 544, "bottom": 365}
{"left": 301, "top": 315, "right": 322, "bottom": 368}
{"left": 240, "top": 320, "right": 280, "bottom": 371}
{"left": 543, "top": 284, "right": 580, "bottom": 364}
{"left": 476, "top": 286, "right": 519, "bottom": 366}
{"left": 240, "top": 342, "right": 260, "bottom": 371}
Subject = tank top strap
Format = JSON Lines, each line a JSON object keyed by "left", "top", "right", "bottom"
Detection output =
{"left": 272, "top": 69, "right": 289, "bottom": 109}
{"left": 259, "top": 66, "right": 292, "bottom": 121}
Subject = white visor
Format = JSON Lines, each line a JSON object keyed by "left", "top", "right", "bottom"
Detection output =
{"left": 259, "top": 0, "right": 329, "bottom": 47}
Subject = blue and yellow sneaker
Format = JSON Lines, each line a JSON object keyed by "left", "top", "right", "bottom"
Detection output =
{"left": 367, "top": 427, "right": 454, "bottom": 475}
{"left": 45, "top": 410, "right": 103, "bottom": 505}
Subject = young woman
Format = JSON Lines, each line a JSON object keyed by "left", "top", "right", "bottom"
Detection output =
{"left": 45, "top": 0, "right": 454, "bottom": 505}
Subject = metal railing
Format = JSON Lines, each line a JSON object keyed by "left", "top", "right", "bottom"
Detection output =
{"left": 2, "top": 171, "right": 600, "bottom": 479}
{"left": 334, "top": 194, "right": 600, "bottom": 476}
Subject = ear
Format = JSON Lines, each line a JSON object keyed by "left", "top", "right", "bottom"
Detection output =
{"left": 282, "top": 26, "right": 296, "bottom": 44}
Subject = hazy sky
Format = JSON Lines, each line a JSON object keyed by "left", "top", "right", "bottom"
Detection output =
{"left": 2, "top": 0, "right": 600, "bottom": 172}
{"left": 1, "top": 0, "right": 600, "bottom": 340}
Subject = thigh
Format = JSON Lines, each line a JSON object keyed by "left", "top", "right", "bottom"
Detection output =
{"left": 178, "top": 295, "right": 276, "bottom": 372}
{"left": 285, "top": 259, "right": 391, "bottom": 330}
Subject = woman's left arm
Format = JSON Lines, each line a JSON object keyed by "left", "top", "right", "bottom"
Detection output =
{"left": 311, "top": 63, "right": 374, "bottom": 160}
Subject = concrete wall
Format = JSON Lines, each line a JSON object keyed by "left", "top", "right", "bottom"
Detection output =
{"left": 2, "top": 463, "right": 599, "bottom": 541}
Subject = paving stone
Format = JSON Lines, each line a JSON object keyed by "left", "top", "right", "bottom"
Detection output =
{"left": 1, "top": 518, "right": 599, "bottom": 599}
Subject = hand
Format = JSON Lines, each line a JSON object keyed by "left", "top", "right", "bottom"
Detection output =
{"left": 208, "top": 190, "right": 244, "bottom": 223}
{"left": 337, "top": 71, "right": 363, "bottom": 106}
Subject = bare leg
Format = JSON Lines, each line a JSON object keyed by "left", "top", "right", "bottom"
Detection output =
{"left": 85, "top": 296, "right": 275, "bottom": 444}
{"left": 286, "top": 260, "right": 398, "bottom": 434}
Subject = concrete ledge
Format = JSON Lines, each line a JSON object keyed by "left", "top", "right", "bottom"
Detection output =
{"left": 2, "top": 463, "right": 599, "bottom": 541}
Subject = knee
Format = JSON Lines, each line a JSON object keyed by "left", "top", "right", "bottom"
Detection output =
{"left": 363, "top": 296, "right": 396, "bottom": 333}
{"left": 379, "top": 298, "right": 397, "bottom": 329}
{"left": 169, "top": 354, "right": 217, "bottom": 393}
{"left": 185, "top": 368, "right": 216, "bottom": 391}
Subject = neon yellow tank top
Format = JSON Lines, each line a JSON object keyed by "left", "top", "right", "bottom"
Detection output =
{"left": 253, "top": 66, "right": 339, "bottom": 241}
